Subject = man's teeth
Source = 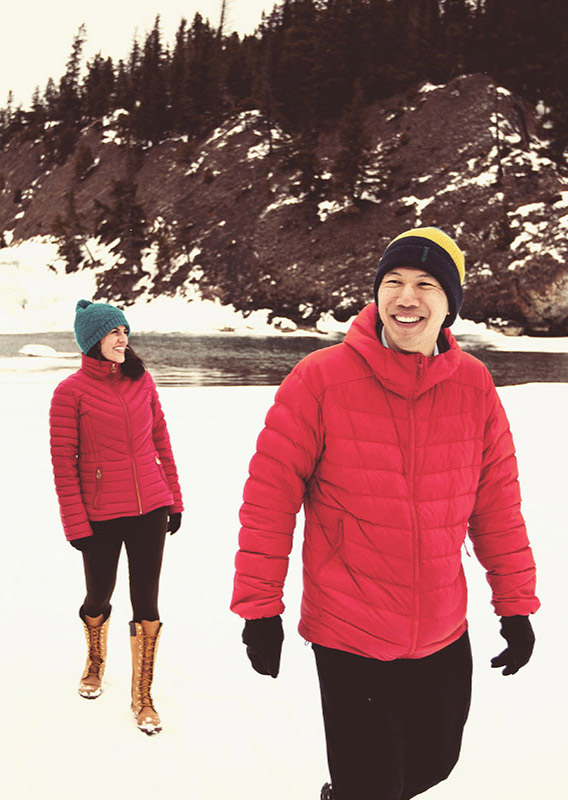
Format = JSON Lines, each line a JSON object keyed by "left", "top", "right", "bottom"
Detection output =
{"left": 395, "top": 316, "right": 420, "bottom": 323}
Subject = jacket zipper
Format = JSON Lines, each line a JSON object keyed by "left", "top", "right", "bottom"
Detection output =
{"left": 408, "top": 400, "right": 420, "bottom": 655}
{"left": 408, "top": 354, "right": 425, "bottom": 656}
{"left": 417, "top": 354, "right": 424, "bottom": 382}
{"left": 113, "top": 384, "right": 143, "bottom": 515}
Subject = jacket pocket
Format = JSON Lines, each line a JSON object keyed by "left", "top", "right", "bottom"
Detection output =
{"left": 93, "top": 467, "right": 102, "bottom": 508}
{"left": 154, "top": 454, "right": 169, "bottom": 488}
{"left": 320, "top": 519, "right": 344, "bottom": 568}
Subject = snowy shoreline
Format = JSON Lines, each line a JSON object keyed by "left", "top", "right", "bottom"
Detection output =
{"left": 3, "top": 237, "right": 568, "bottom": 352}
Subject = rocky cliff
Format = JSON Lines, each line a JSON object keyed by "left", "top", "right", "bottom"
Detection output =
{"left": 1, "top": 73, "right": 567, "bottom": 334}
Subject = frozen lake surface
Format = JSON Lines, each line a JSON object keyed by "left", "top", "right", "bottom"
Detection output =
{"left": 2, "top": 329, "right": 568, "bottom": 387}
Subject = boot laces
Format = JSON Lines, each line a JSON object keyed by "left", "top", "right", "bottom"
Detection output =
{"left": 137, "top": 632, "right": 158, "bottom": 709}
{"left": 86, "top": 625, "right": 104, "bottom": 677}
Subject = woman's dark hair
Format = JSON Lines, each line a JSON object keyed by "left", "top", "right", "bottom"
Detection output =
{"left": 86, "top": 342, "right": 146, "bottom": 380}
{"left": 122, "top": 346, "right": 146, "bottom": 379}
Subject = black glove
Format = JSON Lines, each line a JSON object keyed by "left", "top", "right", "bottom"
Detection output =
{"left": 70, "top": 535, "right": 95, "bottom": 553}
{"left": 167, "top": 512, "right": 182, "bottom": 534}
{"left": 491, "top": 615, "right": 535, "bottom": 675}
{"left": 242, "top": 616, "right": 284, "bottom": 678}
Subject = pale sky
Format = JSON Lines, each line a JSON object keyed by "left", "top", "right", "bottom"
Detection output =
{"left": 2, "top": 0, "right": 276, "bottom": 108}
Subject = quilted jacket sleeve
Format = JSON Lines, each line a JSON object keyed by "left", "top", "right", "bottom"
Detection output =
{"left": 231, "top": 365, "right": 324, "bottom": 619}
{"left": 149, "top": 375, "right": 184, "bottom": 513}
{"left": 468, "top": 375, "right": 540, "bottom": 616}
{"left": 49, "top": 381, "right": 92, "bottom": 542}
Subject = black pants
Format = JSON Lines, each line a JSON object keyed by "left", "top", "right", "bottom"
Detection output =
{"left": 81, "top": 506, "right": 168, "bottom": 622}
{"left": 313, "top": 631, "right": 472, "bottom": 800}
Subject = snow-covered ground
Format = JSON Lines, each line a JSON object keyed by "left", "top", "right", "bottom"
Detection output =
{"left": 0, "top": 369, "right": 566, "bottom": 799}
{"left": 1, "top": 237, "right": 567, "bottom": 797}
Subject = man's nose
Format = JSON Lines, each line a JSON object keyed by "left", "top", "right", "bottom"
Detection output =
{"left": 398, "top": 284, "right": 419, "bottom": 305}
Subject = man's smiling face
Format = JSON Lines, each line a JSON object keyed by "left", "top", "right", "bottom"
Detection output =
{"left": 377, "top": 267, "right": 449, "bottom": 356}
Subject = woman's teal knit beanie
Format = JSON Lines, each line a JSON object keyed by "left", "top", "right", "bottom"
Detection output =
{"left": 74, "top": 299, "right": 130, "bottom": 354}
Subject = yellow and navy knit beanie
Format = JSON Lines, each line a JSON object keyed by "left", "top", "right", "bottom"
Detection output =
{"left": 373, "top": 227, "right": 465, "bottom": 327}
{"left": 74, "top": 299, "right": 130, "bottom": 354}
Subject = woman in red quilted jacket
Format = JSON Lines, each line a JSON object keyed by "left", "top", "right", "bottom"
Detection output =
{"left": 231, "top": 228, "right": 540, "bottom": 800}
{"left": 49, "top": 299, "right": 183, "bottom": 735}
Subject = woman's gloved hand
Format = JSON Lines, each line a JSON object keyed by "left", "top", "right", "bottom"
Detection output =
{"left": 167, "top": 512, "right": 182, "bottom": 534}
{"left": 70, "top": 536, "right": 95, "bottom": 554}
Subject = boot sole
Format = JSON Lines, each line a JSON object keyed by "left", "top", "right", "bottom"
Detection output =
{"left": 78, "top": 688, "right": 102, "bottom": 699}
{"left": 135, "top": 716, "right": 162, "bottom": 735}
{"left": 138, "top": 725, "right": 162, "bottom": 736}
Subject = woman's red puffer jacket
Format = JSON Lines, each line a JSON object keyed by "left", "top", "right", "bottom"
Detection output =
{"left": 50, "top": 355, "right": 183, "bottom": 542}
{"left": 231, "top": 304, "right": 539, "bottom": 661}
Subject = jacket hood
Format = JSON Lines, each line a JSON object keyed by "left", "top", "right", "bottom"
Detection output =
{"left": 344, "top": 303, "right": 463, "bottom": 399}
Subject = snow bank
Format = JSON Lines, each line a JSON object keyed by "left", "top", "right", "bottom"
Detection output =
{"left": 2, "top": 237, "right": 567, "bottom": 352}
{"left": 0, "top": 238, "right": 346, "bottom": 337}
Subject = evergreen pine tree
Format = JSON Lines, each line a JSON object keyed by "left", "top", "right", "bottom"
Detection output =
{"left": 170, "top": 19, "right": 194, "bottom": 134}
{"left": 55, "top": 24, "right": 87, "bottom": 161}
{"left": 58, "top": 24, "right": 87, "bottom": 121}
{"left": 53, "top": 190, "right": 87, "bottom": 272}
{"left": 133, "top": 16, "right": 170, "bottom": 142}
{"left": 334, "top": 80, "right": 370, "bottom": 200}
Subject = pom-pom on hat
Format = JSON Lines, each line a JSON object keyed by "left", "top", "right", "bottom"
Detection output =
{"left": 74, "top": 299, "right": 130, "bottom": 355}
{"left": 373, "top": 227, "right": 465, "bottom": 327}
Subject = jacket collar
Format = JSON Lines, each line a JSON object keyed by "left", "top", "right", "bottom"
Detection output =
{"left": 344, "top": 303, "right": 462, "bottom": 399}
{"left": 80, "top": 353, "right": 122, "bottom": 381}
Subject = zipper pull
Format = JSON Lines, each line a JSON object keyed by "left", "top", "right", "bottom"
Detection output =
{"left": 96, "top": 468, "right": 102, "bottom": 480}
{"left": 111, "top": 363, "right": 116, "bottom": 373}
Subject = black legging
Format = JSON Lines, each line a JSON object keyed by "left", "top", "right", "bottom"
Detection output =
{"left": 81, "top": 506, "right": 168, "bottom": 622}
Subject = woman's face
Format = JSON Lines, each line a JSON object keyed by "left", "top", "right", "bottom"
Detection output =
{"left": 100, "top": 325, "right": 128, "bottom": 363}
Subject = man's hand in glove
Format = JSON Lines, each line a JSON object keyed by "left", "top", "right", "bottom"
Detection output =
{"left": 242, "top": 616, "right": 284, "bottom": 678}
{"left": 491, "top": 615, "right": 535, "bottom": 675}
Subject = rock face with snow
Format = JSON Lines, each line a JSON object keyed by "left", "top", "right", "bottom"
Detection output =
{"left": 1, "top": 73, "right": 567, "bottom": 333}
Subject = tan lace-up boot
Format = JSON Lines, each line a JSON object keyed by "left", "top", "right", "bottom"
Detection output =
{"left": 79, "top": 612, "right": 110, "bottom": 699}
{"left": 129, "top": 620, "right": 163, "bottom": 735}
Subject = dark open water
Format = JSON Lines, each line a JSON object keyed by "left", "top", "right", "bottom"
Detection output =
{"left": 1, "top": 330, "right": 567, "bottom": 387}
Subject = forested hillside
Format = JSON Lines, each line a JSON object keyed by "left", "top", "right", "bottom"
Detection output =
{"left": 1, "top": 0, "right": 567, "bottom": 333}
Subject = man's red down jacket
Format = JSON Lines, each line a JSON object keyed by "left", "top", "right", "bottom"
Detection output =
{"left": 231, "top": 303, "right": 539, "bottom": 660}
{"left": 50, "top": 355, "right": 183, "bottom": 542}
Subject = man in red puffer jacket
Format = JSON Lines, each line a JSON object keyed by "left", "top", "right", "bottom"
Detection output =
{"left": 231, "top": 227, "right": 539, "bottom": 800}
